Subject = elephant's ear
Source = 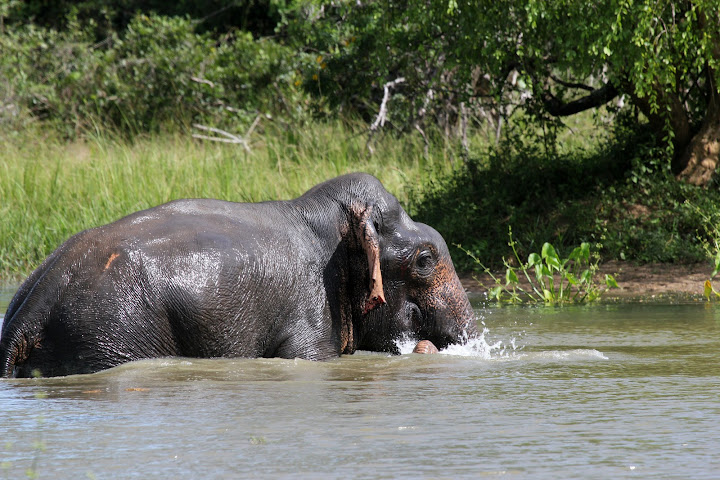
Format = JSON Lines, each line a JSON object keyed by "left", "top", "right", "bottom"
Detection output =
{"left": 352, "top": 204, "right": 387, "bottom": 314}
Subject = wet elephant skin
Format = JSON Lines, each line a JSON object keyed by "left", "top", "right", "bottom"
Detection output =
{"left": 0, "top": 173, "right": 477, "bottom": 377}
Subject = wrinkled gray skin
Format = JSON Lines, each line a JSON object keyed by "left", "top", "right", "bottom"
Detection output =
{"left": 0, "top": 173, "right": 477, "bottom": 377}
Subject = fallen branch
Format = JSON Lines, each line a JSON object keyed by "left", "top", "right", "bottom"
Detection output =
{"left": 192, "top": 124, "right": 250, "bottom": 152}
{"left": 370, "top": 77, "right": 405, "bottom": 132}
{"left": 191, "top": 76, "right": 216, "bottom": 88}
{"left": 245, "top": 114, "right": 263, "bottom": 138}
{"left": 367, "top": 77, "right": 405, "bottom": 155}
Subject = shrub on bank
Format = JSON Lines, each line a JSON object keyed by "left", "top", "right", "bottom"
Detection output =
{"left": 0, "top": 14, "right": 309, "bottom": 137}
{"left": 409, "top": 123, "right": 719, "bottom": 270}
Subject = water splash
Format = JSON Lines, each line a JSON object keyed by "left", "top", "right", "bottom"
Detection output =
{"left": 395, "top": 336, "right": 425, "bottom": 355}
{"left": 440, "top": 327, "right": 512, "bottom": 359}
{"left": 396, "top": 325, "right": 520, "bottom": 360}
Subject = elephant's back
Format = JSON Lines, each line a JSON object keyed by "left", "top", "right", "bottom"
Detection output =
{"left": 111, "top": 198, "right": 286, "bottom": 238}
{"left": 81, "top": 198, "right": 305, "bottom": 258}
{"left": 78, "top": 198, "right": 314, "bottom": 281}
{"left": 94, "top": 199, "right": 328, "bottom": 358}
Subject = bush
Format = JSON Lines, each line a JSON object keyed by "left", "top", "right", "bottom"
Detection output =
{"left": 0, "top": 13, "right": 309, "bottom": 136}
{"left": 4, "top": 0, "right": 282, "bottom": 39}
{"left": 410, "top": 118, "right": 718, "bottom": 271}
{"left": 409, "top": 129, "right": 631, "bottom": 270}
{"left": 0, "top": 22, "right": 95, "bottom": 134}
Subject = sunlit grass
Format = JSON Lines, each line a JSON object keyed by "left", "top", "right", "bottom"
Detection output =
{"left": 0, "top": 121, "right": 457, "bottom": 282}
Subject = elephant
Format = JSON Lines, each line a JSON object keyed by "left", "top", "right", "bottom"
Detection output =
{"left": 0, "top": 173, "right": 477, "bottom": 377}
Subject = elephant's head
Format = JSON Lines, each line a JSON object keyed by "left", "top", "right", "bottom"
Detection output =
{"left": 332, "top": 175, "right": 478, "bottom": 354}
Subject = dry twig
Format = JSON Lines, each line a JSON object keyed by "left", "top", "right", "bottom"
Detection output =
{"left": 192, "top": 123, "right": 250, "bottom": 152}
{"left": 367, "top": 77, "right": 405, "bottom": 154}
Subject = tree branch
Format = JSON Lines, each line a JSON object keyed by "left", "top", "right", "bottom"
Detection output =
{"left": 542, "top": 82, "right": 619, "bottom": 117}
{"left": 549, "top": 75, "right": 595, "bottom": 92}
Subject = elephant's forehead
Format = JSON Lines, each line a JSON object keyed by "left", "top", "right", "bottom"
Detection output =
{"left": 408, "top": 222, "right": 450, "bottom": 250}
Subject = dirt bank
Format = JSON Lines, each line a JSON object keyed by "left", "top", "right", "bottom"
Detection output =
{"left": 461, "top": 260, "right": 714, "bottom": 299}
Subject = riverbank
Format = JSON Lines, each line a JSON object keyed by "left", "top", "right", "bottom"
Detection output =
{"left": 462, "top": 261, "right": 713, "bottom": 300}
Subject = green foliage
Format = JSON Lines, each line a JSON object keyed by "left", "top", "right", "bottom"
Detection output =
{"left": 4, "top": 0, "right": 719, "bottom": 166}
{"left": 4, "top": 0, "right": 720, "bottom": 162}
{"left": 591, "top": 123, "right": 720, "bottom": 264}
{"left": 689, "top": 199, "right": 720, "bottom": 301}
{"left": 3, "top": 0, "right": 282, "bottom": 37}
{"left": 686, "top": 200, "right": 720, "bottom": 268}
{"left": 409, "top": 117, "right": 632, "bottom": 270}
{"left": 410, "top": 116, "right": 718, "bottom": 270}
{"left": 277, "top": 0, "right": 509, "bottom": 130}
{"left": 0, "top": 13, "right": 308, "bottom": 136}
{"left": 277, "top": 0, "right": 720, "bottom": 179}
{"left": 462, "top": 228, "right": 618, "bottom": 305}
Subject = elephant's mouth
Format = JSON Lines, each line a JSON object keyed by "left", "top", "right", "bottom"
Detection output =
{"left": 406, "top": 303, "right": 452, "bottom": 351}
{"left": 408, "top": 302, "right": 423, "bottom": 332}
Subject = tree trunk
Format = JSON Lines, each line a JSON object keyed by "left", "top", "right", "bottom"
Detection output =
{"left": 676, "top": 10, "right": 720, "bottom": 187}
{"left": 626, "top": 83, "right": 692, "bottom": 169}
{"left": 676, "top": 64, "right": 720, "bottom": 186}
{"left": 675, "top": 92, "right": 720, "bottom": 186}
{"left": 628, "top": 74, "right": 719, "bottom": 187}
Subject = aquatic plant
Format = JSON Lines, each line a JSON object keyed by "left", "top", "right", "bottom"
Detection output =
{"left": 704, "top": 240, "right": 720, "bottom": 301}
{"left": 463, "top": 227, "right": 618, "bottom": 305}
{"left": 703, "top": 255, "right": 720, "bottom": 301}
{"left": 685, "top": 200, "right": 720, "bottom": 301}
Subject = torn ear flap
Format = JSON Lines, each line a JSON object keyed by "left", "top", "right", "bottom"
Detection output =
{"left": 352, "top": 203, "right": 387, "bottom": 313}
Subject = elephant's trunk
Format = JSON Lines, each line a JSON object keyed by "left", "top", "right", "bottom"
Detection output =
{"left": 413, "top": 339, "right": 439, "bottom": 354}
{"left": 430, "top": 261, "right": 478, "bottom": 348}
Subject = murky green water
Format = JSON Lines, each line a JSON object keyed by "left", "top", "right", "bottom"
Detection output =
{"left": 2, "top": 287, "right": 719, "bottom": 479}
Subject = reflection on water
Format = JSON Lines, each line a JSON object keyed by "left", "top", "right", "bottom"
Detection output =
{"left": 1, "top": 291, "right": 720, "bottom": 479}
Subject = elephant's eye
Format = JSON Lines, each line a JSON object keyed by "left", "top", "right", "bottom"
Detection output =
{"left": 414, "top": 249, "right": 436, "bottom": 275}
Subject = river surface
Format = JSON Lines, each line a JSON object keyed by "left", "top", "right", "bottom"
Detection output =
{"left": 1, "top": 286, "right": 719, "bottom": 479}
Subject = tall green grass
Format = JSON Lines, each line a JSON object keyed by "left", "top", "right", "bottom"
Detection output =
{"left": 0, "top": 122, "right": 456, "bottom": 282}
